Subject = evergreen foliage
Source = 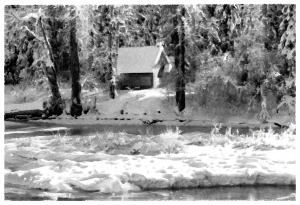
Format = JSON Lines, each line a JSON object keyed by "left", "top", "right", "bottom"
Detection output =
{"left": 4, "top": 4, "right": 296, "bottom": 119}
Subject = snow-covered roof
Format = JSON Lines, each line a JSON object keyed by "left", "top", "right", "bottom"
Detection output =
{"left": 116, "top": 46, "right": 169, "bottom": 74}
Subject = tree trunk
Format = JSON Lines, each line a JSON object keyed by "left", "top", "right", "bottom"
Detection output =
{"left": 38, "top": 17, "right": 64, "bottom": 117}
{"left": 115, "top": 21, "right": 120, "bottom": 65}
{"left": 172, "top": 7, "right": 180, "bottom": 114}
{"left": 175, "top": 6, "right": 186, "bottom": 113}
{"left": 189, "top": 13, "right": 197, "bottom": 83}
{"left": 108, "top": 5, "right": 116, "bottom": 99}
{"left": 257, "top": 82, "right": 271, "bottom": 123}
{"left": 69, "top": 8, "right": 83, "bottom": 118}
{"left": 144, "top": 20, "right": 154, "bottom": 46}
{"left": 48, "top": 19, "right": 62, "bottom": 72}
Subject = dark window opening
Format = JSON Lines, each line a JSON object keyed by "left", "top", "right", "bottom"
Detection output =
{"left": 118, "top": 73, "right": 153, "bottom": 90}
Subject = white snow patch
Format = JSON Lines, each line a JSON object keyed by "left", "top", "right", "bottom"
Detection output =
{"left": 5, "top": 132, "right": 296, "bottom": 194}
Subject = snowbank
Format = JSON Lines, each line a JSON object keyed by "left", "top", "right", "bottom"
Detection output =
{"left": 5, "top": 137, "right": 296, "bottom": 194}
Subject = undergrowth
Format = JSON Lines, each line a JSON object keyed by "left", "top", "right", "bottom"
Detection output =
{"left": 47, "top": 122, "right": 295, "bottom": 156}
{"left": 155, "top": 126, "right": 185, "bottom": 154}
{"left": 203, "top": 123, "right": 296, "bottom": 150}
{"left": 47, "top": 127, "right": 185, "bottom": 155}
{"left": 10, "top": 84, "right": 48, "bottom": 103}
{"left": 192, "top": 78, "right": 249, "bottom": 122}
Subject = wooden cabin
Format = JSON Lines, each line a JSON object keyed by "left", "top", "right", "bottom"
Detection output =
{"left": 116, "top": 45, "right": 172, "bottom": 89}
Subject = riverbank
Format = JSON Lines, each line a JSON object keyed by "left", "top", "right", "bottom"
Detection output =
{"left": 4, "top": 87, "right": 295, "bottom": 129}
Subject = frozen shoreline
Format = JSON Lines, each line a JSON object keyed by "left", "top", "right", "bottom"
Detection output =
{"left": 5, "top": 140, "right": 296, "bottom": 194}
{"left": 4, "top": 114, "right": 292, "bottom": 131}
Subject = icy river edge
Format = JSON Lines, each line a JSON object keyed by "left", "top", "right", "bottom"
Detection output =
{"left": 5, "top": 143, "right": 296, "bottom": 194}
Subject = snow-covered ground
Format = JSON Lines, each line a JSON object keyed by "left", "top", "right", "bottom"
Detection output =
{"left": 4, "top": 87, "right": 296, "bottom": 201}
{"left": 5, "top": 88, "right": 295, "bottom": 129}
{"left": 5, "top": 129, "right": 296, "bottom": 196}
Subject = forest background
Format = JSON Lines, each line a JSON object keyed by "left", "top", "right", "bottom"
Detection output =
{"left": 3, "top": 3, "right": 296, "bottom": 123}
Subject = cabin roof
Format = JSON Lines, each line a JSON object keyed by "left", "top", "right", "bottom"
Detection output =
{"left": 117, "top": 46, "right": 169, "bottom": 74}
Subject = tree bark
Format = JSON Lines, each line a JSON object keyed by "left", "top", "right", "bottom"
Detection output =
{"left": 175, "top": 6, "right": 186, "bottom": 113}
{"left": 189, "top": 13, "right": 197, "bottom": 83}
{"left": 144, "top": 20, "right": 150, "bottom": 46}
{"left": 38, "top": 16, "right": 63, "bottom": 117}
{"left": 108, "top": 5, "right": 116, "bottom": 99}
{"left": 172, "top": 7, "right": 180, "bottom": 113}
{"left": 144, "top": 20, "right": 154, "bottom": 46}
{"left": 257, "top": 82, "right": 271, "bottom": 123}
{"left": 115, "top": 21, "right": 120, "bottom": 65}
{"left": 38, "top": 17, "right": 55, "bottom": 63}
{"left": 69, "top": 8, "right": 83, "bottom": 118}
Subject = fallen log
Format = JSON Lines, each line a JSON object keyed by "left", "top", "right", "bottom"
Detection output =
{"left": 29, "top": 116, "right": 57, "bottom": 120}
{"left": 4, "top": 109, "right": 45, "bottom": 120}
{"left": 5, "top": 116, "right": 56, "bottom": 122}
{"left": 5, "top": 118, "right": 29, "bottom": 122}
{"left": 15, "top": 115, "right": 29, "bottom": 120}
{"left": 139, "top": 118, "right": 164, "bottom": 125}
{"left": 273, "top": 122, "right": 289, "bottom": 129}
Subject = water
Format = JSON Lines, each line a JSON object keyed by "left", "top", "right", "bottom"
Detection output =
{"left": 4, "top": 120, "right": 281, "bottom": 139}
{"left": 5, "top": 183, "right": 296, "bottom": 201}
{"left": 4, "top": 121, "right": 294, "bottom": 201}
